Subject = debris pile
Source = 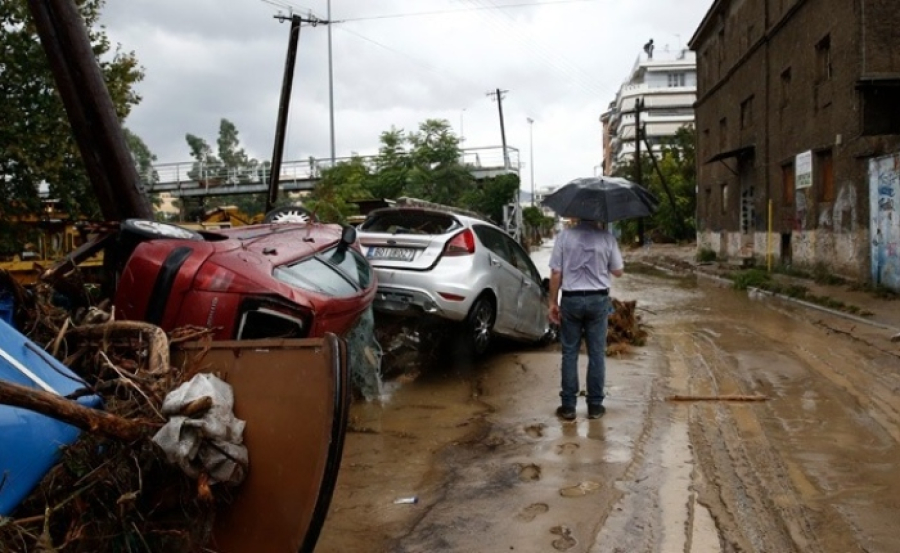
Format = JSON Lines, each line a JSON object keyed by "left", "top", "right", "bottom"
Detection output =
{"left": 0, "top": 273, "right": 238, "bottom": 553}
{"left": 607, "top": 298, "right": 648, "bottom": 354}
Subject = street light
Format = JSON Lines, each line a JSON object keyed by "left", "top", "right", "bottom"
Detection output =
{"left": 460, "top": 108, "right": 466, "bottom": 143}
{"left": 527, "top": 117, "right": 535, "bottom": 206}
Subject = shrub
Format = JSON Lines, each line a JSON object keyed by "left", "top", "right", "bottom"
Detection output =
{"left": 696, "top": 247, "right": 717, "bottom": 263}
{"left": 732, "top": 268, "right": 771, "bottom": 290}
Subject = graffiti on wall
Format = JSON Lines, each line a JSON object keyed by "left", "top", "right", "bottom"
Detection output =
{"left": 869, "top": 154, "right": 900, "bottom": 290}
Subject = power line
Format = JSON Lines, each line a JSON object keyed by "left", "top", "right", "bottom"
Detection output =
{"left": 335, "top": 0, "right": 600, "bottom": 23}
{"left": 335, "top": 26, "right": 482, "bottom": 91}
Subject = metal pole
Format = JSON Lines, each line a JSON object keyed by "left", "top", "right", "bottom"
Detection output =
{"left": 267, "top": 15, "right": 302, "bottom": 213}
{"left": 634, "top": 98, "right": 645, "bottom": 246}
{"left": 527, "top": 117, "right": 535, "bottom": 206}
{"left": 497, "top": 89, "right": 509, "bottom": 169}
{"left": 327, "top": 0, "right": 336, "bottom": 165}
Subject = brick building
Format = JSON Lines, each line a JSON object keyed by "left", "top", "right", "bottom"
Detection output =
{"left": 689, "top": 0, "right": 900, "bottom": 288}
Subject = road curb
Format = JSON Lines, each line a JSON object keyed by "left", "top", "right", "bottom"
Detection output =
{"left": 636, "top": 260, "right": 900, "bottom": 334}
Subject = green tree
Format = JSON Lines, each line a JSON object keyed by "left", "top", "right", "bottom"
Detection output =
{"left": 404, "top": 119, "right": 476, "bottom": 206}
{"left": 306, "top": 156, "right": 373, "bottom": 223}
{"left": 460, "top": 173, "right": 521, "bottom": 224}
{"left": 0, "top": 0, "right": 144, "bottom": 225}
{"left": 613, "top": 125, "right": 696, "bottom": 243}
{"left": 368, "top": 127, "right": 410, "bottom": 200}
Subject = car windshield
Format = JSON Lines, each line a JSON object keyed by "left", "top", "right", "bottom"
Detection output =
{"left": 360, "top": 211, "right": 460, "bottom": 235}
{"left": 274, "top": 246, "right": 372, "bottom": 297}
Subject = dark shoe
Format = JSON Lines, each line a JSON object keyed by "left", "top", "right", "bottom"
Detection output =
{"left": 556, "top": 406, "right": 576, "bottom": 420}
{"left": 588, "top": 404, "right": 606, "bottom": 419}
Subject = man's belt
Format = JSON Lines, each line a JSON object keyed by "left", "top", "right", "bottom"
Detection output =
{"left": 561, "top": 289, "right": 609, "bottom": 297}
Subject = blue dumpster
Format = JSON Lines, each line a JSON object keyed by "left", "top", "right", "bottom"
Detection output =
{"left": 0, "top": 317, "right": 103, "bottom": 515}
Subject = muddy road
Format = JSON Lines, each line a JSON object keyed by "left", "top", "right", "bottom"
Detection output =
{"left": 317, "top": 242, "right": 900, "bottom": 553}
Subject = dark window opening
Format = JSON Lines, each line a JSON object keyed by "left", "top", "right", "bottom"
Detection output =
{"left": 780, "top": 67, "right": 792, "bottom": 108}
{"left": 815, "top": 35, "right": 832, "bottom": 83}
{"left": 238, "top": 308, "right": 307, "bottom": 340}
{"left": 860, "top": 85, "right": 900, "bottom": 136}
{"left": 740, "top": 95, "right": 755, "bottom": 129}
{"left": 719, "top": 117, "right": 728, "bottom": 150}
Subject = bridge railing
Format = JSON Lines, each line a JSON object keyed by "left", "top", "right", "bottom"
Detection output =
{"left": 144, "top": 146, "right": 520, "bottom": 193}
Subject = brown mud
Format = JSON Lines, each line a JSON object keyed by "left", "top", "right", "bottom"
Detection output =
{"left": 318, "top": 241, "right": 900, "bottom": 553}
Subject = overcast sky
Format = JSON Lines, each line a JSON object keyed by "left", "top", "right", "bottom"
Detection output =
{"left": 101, "top": 0, "right": 712, "bottom": 192}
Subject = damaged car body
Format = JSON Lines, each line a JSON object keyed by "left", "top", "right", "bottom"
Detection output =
{"left": 114, "top": 220, "right": 375, "bottom": 341}
{"left": 358, "top": 206, "right": 554, "bottom": 356}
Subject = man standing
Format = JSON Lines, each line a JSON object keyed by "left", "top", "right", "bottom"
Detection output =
{"left": 548, "top": 219, "right": 624, "bottom": 420}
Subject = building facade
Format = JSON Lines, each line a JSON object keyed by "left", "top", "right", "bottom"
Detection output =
{"left": 601, "top": 47, "right": 698, "bottom": 175}
{"left": 690, "top": 0, "right": 900, "bottom": 287}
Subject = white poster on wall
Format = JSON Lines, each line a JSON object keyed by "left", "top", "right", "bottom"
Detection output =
{"left": 796, "top": 150, "right": 813, "bottom": 189}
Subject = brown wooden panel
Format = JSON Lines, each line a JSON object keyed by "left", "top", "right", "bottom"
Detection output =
{"left": 172, "top": 335, "right": 349, "bottom": 553}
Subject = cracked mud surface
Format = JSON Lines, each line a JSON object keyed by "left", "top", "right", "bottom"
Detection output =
{"left": 317, "top": 242, "right": 900, "bottom": 552}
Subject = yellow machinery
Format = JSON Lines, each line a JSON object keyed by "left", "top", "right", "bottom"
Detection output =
{"left": 0, "top": 217, "right": 103, "bottom": 285}
{"left": 177, "top": 205, "right": 264, "bottom": 231}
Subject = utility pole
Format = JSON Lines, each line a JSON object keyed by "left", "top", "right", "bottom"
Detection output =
{"left": 327, "top": 0, "right": 335, "bottom": 165}
{"left": 486, "top": 89, "right": 510, "bottom": 169}
{"left": 267, "top": 12, "right": 326, "bottom": 213}
{"left": 634, "top": 97, "right": 645, "bottom": 246}
{"left": 527, "top": 117, "right": 535, "bottom": 206}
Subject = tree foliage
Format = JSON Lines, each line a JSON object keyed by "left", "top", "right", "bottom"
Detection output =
{"left": 182, "top": 118, "right": 271, "bottom": 218}
{"left": 0, "top": 0, "right": 144, "bottom": 224}
{"left": 307, "top": 118, "right": 520, "bottom": 224}
{"left": 612, "top": 125, "right": 697, "bottom": 243}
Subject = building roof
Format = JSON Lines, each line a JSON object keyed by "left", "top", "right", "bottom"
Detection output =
{"left": 688, "top": 0, "right": 727, "bottom": 49}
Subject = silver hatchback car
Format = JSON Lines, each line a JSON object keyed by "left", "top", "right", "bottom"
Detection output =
{"left": 357, "top": 207, "right": 553, "bottom": 355}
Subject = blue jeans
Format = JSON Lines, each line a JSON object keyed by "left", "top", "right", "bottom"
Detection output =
{"left": 559, "top": 294, "right": 611, "bottom": 408}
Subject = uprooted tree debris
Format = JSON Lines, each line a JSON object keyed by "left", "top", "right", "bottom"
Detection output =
{"left": 0, "top": 274, "right": 240, "bottom": 553}
{"left": 607, "top": 298, "right": 648, "bottom": 355}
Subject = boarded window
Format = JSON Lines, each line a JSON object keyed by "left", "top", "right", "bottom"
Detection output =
{"left": 817, "top": 150, "right": 834, "bottom": 202}
{"left": 782, "top": 162, "right": 795, "bottom": 205}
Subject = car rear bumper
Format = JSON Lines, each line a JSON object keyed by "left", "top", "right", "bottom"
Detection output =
{"left": 372, "top": 285, "right": 471, "bottom": 321}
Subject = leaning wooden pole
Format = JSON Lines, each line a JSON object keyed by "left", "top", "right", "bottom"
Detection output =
{"left": 0, "top": 380, "right": 149, "bottom": 442}
{"left": 27, "top": 0, "right": 153, "bottom": 221}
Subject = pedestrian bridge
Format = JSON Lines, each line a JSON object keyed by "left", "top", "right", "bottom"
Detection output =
{"left": 145, "top": 146, "right": 520, "bottom": 198}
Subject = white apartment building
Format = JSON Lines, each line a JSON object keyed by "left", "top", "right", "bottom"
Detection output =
{"left": 601, "top": 46, "right": 697, "bottom": 175}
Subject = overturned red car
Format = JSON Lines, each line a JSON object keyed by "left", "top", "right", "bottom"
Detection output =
{"left": 113, "top": 219, "right": 375, "bottom": 340}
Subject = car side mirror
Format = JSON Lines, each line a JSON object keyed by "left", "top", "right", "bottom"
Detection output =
{"left": 340, "top": 225, "right": 357, "bottom": 249}
{"left": 541, "top": 277, "right": 550, "bottom": 292}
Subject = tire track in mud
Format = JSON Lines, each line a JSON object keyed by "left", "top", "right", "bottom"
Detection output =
{"left": 673, "top": 326, "right": 825, "bottom": 553}
{"left": 662, "top": 283, "right": 900, "bottom": 553}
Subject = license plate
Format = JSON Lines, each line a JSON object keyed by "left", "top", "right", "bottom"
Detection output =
{"left": 367, "top": 246, "right": 415, "bottom": 261}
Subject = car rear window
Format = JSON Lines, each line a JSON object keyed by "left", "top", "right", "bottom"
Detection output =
{"left": 360, "top": 211, "right": 460, "bottom": 235}
{"left": 274, "top": 246, "right": 372, "bottom": 297}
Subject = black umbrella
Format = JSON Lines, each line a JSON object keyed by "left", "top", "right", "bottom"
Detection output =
{"left": 541, "top": 176, "right": 659, "bottom": 222}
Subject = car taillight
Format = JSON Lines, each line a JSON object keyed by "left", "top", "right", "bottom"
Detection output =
{"left": 443, "top": 229, "right": 475, "bottom": 256}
